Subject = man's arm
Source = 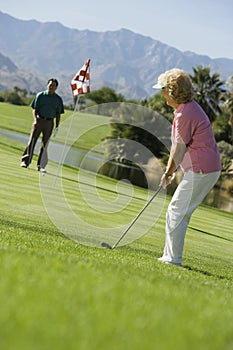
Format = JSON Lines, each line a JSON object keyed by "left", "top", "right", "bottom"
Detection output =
{"left": 55, "top": 114, "right": 61, "bottom": 128}
{"left": 53, "top": 114, "right": 61, "bottom": 137}
{"left": 32, "top": 109, "right": 38, "bottom": 124}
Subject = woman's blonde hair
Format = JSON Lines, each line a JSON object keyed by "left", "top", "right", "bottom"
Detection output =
{"left": 157, "top": 68, "right": 194, "bottom": 104}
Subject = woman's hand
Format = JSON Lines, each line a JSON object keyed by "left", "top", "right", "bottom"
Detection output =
{"left": 160, "top": 173, "right": 176, "bottom": 189}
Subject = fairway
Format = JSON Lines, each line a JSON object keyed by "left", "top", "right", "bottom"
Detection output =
{"left": 0, "top": 103, "right": 233, "bottom": 350}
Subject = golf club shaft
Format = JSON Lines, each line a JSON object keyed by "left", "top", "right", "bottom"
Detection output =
{"left": 112, "top": 185, "right": 162, "bottom": 249}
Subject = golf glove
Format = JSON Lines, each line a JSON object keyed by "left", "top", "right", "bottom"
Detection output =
{"left": 53, "top": 127, "right": 59, "bottom": 137}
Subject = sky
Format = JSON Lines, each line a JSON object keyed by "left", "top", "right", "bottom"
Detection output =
{"left": 0, "top": 0, "right": 233, "bottom": 59}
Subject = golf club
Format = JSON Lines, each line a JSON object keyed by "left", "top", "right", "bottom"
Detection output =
{"left": 101, "top": 185, "right": 162, "bottom": 249}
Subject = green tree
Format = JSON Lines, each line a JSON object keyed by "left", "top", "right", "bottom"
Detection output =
{"left": 225, "top": 76, "right": 233, "bottom": 132}
{"left": 87, "top": 86, "right": 125, "bottom": 104}
{"left": 212, "top": 75, "right": 233, "bottom": 144}
{"left": 213, "top": 112, "right": 232, "bottom": 144}
{"left": 103, "top": 103, "right": 170, "bottom": 164}
{"left": 142, "top": 93, "right": 173, "bottom": 122}
{"left": 217, "top": 141, "right": 233, "bottom": 174}
{"left": 0, "top": 86, "right": 32, "bottom": 105}
{"left": 13, "top": 86, "right": 27, "bottom": 98}
{"left": 0, "top": 90, "right": 25, "bottom": 105}
{"left": 190, "top": 66, "right": 226, "bottom": 122}
{"left": 84, "top": 86, "right": 125, "bottom": 115}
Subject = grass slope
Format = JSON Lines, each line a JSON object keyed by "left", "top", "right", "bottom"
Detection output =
{"left": 0, "top": 103, "right": 233, "bottom": 350}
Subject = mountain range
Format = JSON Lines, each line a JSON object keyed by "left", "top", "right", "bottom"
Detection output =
{"left": 0, "top": 11, "right": 233, "bottom": 104}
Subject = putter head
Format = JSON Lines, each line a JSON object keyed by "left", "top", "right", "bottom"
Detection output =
{"left": 101, "top": 242, "right": 113, "bottom": 249}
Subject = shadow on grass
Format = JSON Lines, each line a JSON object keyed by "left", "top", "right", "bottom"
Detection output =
{"left": 124, "top": 245, "right": 232, "bottom": 281}
{"left": 46, "top": 169, "right": 158, "bottom": 202}
{"left": 189, "top": 226, "right": 233, "bottom": 243}
{"left": 0, "top": 217, "right": 63, "bottom": 238}
{"left": 182, "top": 265, "right": 232, "bottom": 281}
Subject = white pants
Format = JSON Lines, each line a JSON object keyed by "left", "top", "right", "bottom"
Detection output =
{"left": 161, "top": 170, "right": 221, "bottom": 265}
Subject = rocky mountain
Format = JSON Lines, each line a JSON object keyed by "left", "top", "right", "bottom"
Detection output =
{"left": 0, "top": 52, "right": 17, "bottom": 72}
{"left": 0, "top": 11, "right": 232, "bottom": 104}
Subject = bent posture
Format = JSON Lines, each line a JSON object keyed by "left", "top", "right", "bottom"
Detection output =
{"left": 153, "top": 68, "right": 221, "bottom": 266}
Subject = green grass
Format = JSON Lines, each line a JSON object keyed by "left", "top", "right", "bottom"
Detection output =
{"left": 0, "top": 103, "right": 233, "bottom": 350}
{"left": 0, "top": 102, "right": 109, "bottom": 151}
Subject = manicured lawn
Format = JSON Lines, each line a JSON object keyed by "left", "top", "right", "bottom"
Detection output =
{"left": 0, "top": 103, "right": 233, "bottom": 350}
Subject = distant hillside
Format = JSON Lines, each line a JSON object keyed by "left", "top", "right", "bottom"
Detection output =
{"left": 0, "top": 51, "right": 46, "bottom": 96}
{"left": 0, "top": 11, "right": 232, "bottom": 104}
{"left": 0, "top": 52, "right": 17, "bottom": 72}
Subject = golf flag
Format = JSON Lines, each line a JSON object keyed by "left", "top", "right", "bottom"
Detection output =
{"left": 71, "top": 58, "right": 90, "bottom": 96}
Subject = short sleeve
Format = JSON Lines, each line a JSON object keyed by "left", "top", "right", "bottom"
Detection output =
{"left": 56, "top": 96, "right": 64, "bottom": 115}
{"left": 174, "top": 112, "right": 192, "bottom": 145}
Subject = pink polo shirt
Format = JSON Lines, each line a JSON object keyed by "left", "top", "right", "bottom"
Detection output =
{"left": 172, "top": 100, "right": 221, "bottom": 173}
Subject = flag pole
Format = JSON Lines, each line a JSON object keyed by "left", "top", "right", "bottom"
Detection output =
{"left": 53, "top": 95, "right": 81, "bottom": 185}
{"left": 53, "top": 59, "right": 90, "bottom": 185}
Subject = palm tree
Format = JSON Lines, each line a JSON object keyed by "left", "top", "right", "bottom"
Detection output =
{"left": 190, "top": 66, "right": 226, "bottom": 122}
{"left": 225, "top": 76, "right": 233, "bottom": 129}
{"left": 225, "top": 93, "right": 233, "bottom": 144}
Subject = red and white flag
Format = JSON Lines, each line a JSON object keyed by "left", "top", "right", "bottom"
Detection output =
{"left": 71, "top": 58, "right": 90, "bottom": 96}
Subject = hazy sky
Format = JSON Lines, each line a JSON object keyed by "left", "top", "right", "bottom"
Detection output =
{"left": 0, "top": 0, "right": 233, "bottom": 59}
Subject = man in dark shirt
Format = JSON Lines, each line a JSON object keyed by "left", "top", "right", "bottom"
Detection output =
{"left": 21, "top": 78, "right": 64, "bottom": 173}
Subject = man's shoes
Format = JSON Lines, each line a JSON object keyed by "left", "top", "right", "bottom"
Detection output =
{"left": 21, "top": 161, "right": 28, "bottom": 168}
{"left": 38, "top": 166, "right": 46, "bottom": 174}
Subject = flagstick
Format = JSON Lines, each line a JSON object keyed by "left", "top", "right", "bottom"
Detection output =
{"left": 53, "top": 95, "right": 80, "bottom": 185}
{"left": 53, "top": 58, "right": 90, "bottom": 185}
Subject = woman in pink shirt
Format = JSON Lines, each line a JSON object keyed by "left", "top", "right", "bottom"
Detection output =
{"left": 153, "top": 68, "right": 221, "bottom": 267}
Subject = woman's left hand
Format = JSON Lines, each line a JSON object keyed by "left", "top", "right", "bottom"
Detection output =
{"left": 160, "top": 173, "right": 176, "bottom": 189}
